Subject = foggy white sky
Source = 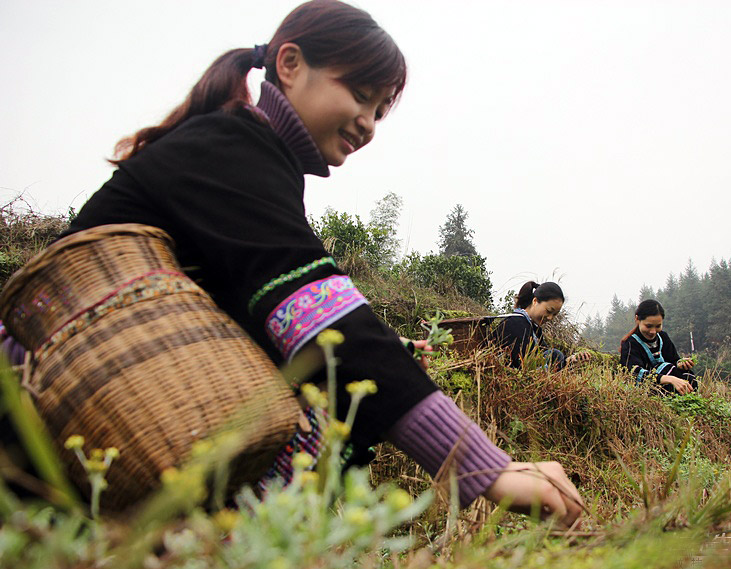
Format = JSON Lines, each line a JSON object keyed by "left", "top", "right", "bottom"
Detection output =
{"left": 1, "top": 0, "right": 729, "bottom": 323}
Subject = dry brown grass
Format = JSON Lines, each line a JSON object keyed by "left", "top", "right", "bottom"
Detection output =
{"left": 0, "top": 198, "right": 70, "bottom": 286}
{"left": 370, "top": 345, "right": 731, "bottom": 529}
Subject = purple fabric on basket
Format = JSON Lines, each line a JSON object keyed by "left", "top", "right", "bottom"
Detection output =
{"left": 1, "top": 334, "right": 26, "bottom": 366}
{"left": 386, "top": 391, "right": 511, "bottom": 508}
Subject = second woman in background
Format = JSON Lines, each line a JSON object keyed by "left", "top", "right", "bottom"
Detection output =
{"left": 491, "top": 281, "right": 590, "bottom": 370}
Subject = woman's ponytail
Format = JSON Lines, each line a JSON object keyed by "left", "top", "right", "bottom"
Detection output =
{"left": 111, "top": 47, "right": 261, "bottom": 163}
{"left": 515, "top": 281, "right": 540, "bottom": 309}
{"left": 515, "top": 281, "right": 564, "bottom": 309}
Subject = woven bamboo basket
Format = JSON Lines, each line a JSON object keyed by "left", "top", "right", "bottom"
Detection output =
{"left": 431, "top": 316, "right": 494, "bottom": 356}
{"left": 0, "top": 224, "right": 300, "bottom": 510}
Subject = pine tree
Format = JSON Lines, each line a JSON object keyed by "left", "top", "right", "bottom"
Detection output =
{"left": 671, "top": 260, "right": 706, "bottom": 352}
{"left": 604, "top": 295, "right": 635, "bottom": 351}
{"left": 438, "top": 204, "right": 478, "bottom": 257}
{"left": 638, "top": 285, "right": 655, "bottom": 302}
{"left": 706, "top": 258, "right": 731, "bottom": 348}
{"left": 583, "top": 313, "right": 607, "bottom": 349}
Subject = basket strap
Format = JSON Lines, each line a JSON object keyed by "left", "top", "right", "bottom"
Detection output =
{"left": 34, "top": 270, "right": 204, "bottom": 364}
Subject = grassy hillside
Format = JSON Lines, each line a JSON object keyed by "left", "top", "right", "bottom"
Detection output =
{"left": 1, "top": 207, "right": 730, "bottom": 568}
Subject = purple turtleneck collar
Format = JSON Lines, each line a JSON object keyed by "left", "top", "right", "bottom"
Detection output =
{"left": 254, "top": 81, "right": 330, "bottom": 178}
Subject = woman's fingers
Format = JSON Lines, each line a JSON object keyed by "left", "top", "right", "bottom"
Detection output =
{"left": 484, "top": 461, "right": 584, "bottom": 528}
{"left": 536, "top": 462, "right": 584, "bottom": 526}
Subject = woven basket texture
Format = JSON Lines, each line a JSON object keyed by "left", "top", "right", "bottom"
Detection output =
{"left": 430, "top": 317, "right": 490, "bottom": 356}
{"left": 0, "top": 224, "right": 300, "bottom": 510}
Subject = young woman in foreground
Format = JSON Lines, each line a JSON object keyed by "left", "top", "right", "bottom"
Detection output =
{"left": 24, "top": 1, "right": 583, "bottom": 524}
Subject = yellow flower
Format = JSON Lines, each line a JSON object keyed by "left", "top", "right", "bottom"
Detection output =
{"left": 349, "top": 483, "right": 368, "bottom": 502}
{"left": 327, "top": 420, "right": 351, "bottom": 439}
{"left": 213, "top": 509, "right": 240, "bottom": 533}
{"left": 346, "top": 380, "right": 378, "bottom": 396}
{"left": 301, "top": 383, "right": 328, "bottom": 408}
{"left": 316, "top": 329, "right": 345, "bottom": 347}
{"left": 105, "top": 447, "right": 120, "bottom": 460}
{"left": 191, "top": 439, "right": 213, "bottom": 458}
{"left": 386, "top": 488, "right": 412, "bottom": 511}
{"left": 90, "top": 448, "right": 105, "bottom": 461}
{"left": 292, "top": 452, "right": 314, "bottom": 471}
{"left": 270, "top": 557, "right": 292, "bottom": 569}
{"left": 344, "top": 507, "right": 371, "bottom": 527}
{"left": 86, "top": 459, "right": 108, "bottom": 474}
{"left": 300, "top": 471, "right": 319, "bottom": 486}
{"left": 161, "top": 467, "right": 181, "bottom": 485}
{"left": 64, "top": 435, "right": 85, "bottom": 450}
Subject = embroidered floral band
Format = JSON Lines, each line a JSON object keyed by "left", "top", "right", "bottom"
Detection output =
{"left": 265, "top": 275, "right": 367, "bottom": 361}
{"left": 36, "top": 270, "right": 203, "bottom": 363}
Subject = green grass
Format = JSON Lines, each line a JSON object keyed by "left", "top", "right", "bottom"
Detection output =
{"left": 1, "top": 207, "right": 730, "bottom": 568}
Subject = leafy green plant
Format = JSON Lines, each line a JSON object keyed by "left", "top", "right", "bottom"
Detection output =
{"left": 664, "top": 393, "right": 731, "bottom": 425}
{"left": 397, "top": 252, "right": 493, "bottom": 306}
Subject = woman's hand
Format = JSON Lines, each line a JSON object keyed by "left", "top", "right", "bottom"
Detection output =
{"left": 660, "top": 374, "right": 693, "bottom": 394}
{"left": 677, "top": 358, "right": 695, "bottom": 371}
{"left": 566, "top": 351, "right": 592, "bottom": 365}
{"left": 401, "top": 337, "right": 433, "bottom": 371}
{"left": 484, "top": 461, "right": 584, "bottom": 528}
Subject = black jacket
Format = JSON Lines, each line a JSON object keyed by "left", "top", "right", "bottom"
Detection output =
{"left": 620, "top": 330, "right": 681, "bottom": 383}
{"left": 65, "top": 106, "right": 437, "bottom": 448}
{"left": 489, "top": 313, "right": 545, "bottom": 368}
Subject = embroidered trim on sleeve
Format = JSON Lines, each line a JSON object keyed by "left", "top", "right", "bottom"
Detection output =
{"left": 248, "top": 256, "right": 336, "bottom": 314}
{"left": 265, "top": 275, "right": 367, "bottom": 361}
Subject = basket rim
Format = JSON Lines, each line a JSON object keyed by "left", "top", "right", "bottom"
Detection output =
{"left": 0, "top": 223, "right": 175, "bottom": 317}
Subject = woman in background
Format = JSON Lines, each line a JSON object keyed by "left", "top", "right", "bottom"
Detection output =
{"left": 620, "top": 299, "right": 696, "bottom": 394}
{"left": 491, "top": 281, "right": 590, "bottom": 370}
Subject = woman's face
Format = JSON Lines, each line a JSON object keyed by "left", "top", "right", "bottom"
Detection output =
{"left": 279, "top": 49, "right": 394, "bottom": 166}
{"left": 526, "top": 297, "right": 564, "bottom": 326}
{"left": 637, "top": 314, "right": 663, "bottom": 340}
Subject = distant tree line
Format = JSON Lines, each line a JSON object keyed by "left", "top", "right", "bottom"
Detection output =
{"left": 310, "top": 195, "right": 494, "bottom": 307}
{"left": 583, "top": 259, "right": 731, "bottom": 358}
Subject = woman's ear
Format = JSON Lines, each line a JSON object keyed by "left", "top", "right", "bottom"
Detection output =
{"left": 276, "top": 42, "right": 306, "bottom": 90}
{"left": 634, "top": 315, "right": 640, "bottom": 324}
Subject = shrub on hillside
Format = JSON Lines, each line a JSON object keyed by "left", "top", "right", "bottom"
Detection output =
{"left": 0, "top": 200, "right": 70, "bottom": 286}
{"left": 309, "top": 208, "right": 392, "bottom": 274}
{"left": 395, "top": 253, "right": 493, "bottom": 307}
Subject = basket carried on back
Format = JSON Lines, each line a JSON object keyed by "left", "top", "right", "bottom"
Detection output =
{"left": 0, "top": 224, "right": 300, "bottom": 510}
{"left": 432, "top": 316, "right": 493, "bottom": 356}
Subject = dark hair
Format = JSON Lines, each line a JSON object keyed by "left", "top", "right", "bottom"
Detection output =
{"left": 514, "top": 281, "right": 565, "bottom": 309}
{"left": 112, "top": 0, "right": 407, "bottom": 162}
{"left": 620, "top": 299, "right": 665, "bottom": 347}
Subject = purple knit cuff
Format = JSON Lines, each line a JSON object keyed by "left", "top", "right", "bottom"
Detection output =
{"left": 386, "top": 391, "right": 511, "bottom": 508}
